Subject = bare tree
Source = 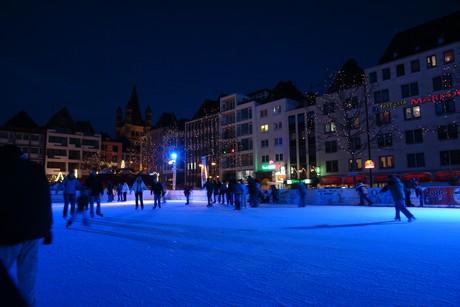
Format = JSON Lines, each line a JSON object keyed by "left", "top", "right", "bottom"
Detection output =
{"left": 316, "top": 59, "right": 381, "bottom": 185}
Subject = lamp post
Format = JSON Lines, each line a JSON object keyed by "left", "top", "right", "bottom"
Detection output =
{"left": 169, "top": 153, "right": 177, "bottom": 190}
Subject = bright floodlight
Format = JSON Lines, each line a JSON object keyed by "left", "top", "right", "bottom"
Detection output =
{"left": 171, "top": 153, "right": 177, "bottom": 160}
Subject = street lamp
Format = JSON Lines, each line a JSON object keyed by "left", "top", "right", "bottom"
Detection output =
{"left": 169, "top": 152, "right": 177, "bottom": 190}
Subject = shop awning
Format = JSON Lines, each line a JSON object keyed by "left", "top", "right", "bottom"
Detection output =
{"left": 373, "top": 174, "right": 389, "bottom": 183}
{"left": 434, "top": 171, "right": 460, "bottom": 182}
{"left": 401, "top": 172, "right": 431, "bottom": 182}
{"left": 343, "top": 175, "right": 366, "bottom": 184}
{"left": 320, "top": 176, "right": 342, "bottom": 185}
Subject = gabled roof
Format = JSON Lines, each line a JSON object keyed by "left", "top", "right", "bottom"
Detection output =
{"left": 379, "top": 11, "right": 460, "bottom": 64}
{"left": 74, "top": 121, "right": 96, "bottom": 135}
{"left": 2, "top": 110, "right": 40, "bottom": 130}
{"left": 46, "top": 107, "right": 75, "bottom": 131}
{"left": 125, "top": 85, "right": 145, "bottom": 126}
{"left": 153, "top": 112, "right": 178, "bottom": 129}
{"left": 192, "top": 99, "right": 219, "bottom": 120}
{"left": 327, "top": 59, "right": 365, "bottom": 94}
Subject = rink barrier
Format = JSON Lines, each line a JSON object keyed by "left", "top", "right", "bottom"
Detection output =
{"left": 51, "top": 186, "right": 460, "bottom": 207}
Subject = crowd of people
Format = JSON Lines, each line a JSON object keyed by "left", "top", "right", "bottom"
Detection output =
{"left": 200, "top": 176, "right": 282, "bottom": 210}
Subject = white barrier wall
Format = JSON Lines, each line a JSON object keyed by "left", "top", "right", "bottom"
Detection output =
{"left": 52, "top": 187, "right": 460, "bottom": 207}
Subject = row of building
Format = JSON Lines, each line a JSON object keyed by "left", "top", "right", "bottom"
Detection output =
{"left": 1, "top": 11, "right": 459, "bottom": 188}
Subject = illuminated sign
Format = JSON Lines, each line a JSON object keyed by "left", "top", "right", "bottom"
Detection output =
{"left": 286, "top": 179, "right": 311, "bottom": 184}
{"left": 364, "top": 160, "right": 375, "bottom": 169}
{"left": 376, "top": 88, "right": 460, "bottom": 111}
{"left": 261, "top": 163, "right": 281, "bottom": 170}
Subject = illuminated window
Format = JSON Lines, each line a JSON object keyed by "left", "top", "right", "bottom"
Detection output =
{"left": 346, "top": 117, "right": 360, "bottom": 130}
{"left": 376, "top": 111, "right": 391, "bottom": 126}
{"left": 426, "top": 55, "right": 437, "bottom": 68}
{"left": 273, "top": 106, "right": 282, "bottom": 115}
{"left": 348, "top": 159, "right": 362, "bottom": 171}
{"left": 443, "top": 50, "right": 454, "bottom": 64}
{"left": 260, "top": 124, "right": 268, "bottom": 132}
{"left": 407, "top": 153, "right": 425, "bottom": 168}
{"left": 404, "top": 106, "right": 421, "bottom": 120}
{"left": 324, "top": 122, "right": 336, "bottom": 133}
{"left": 379, "top": 156, "right": 394, "bottom": 169}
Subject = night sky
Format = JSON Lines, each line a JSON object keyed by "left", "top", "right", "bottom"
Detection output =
{"left": 1, "top": 1, "right": 459, "bottom": 136}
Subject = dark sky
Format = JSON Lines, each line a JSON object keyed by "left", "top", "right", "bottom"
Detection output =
{"left": 1, "top": 1, "right": 460, "bottom": 136}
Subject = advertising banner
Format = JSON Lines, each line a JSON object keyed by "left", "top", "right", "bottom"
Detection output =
{"left": 423, "top": 186, "right": 460, "bottom": 207}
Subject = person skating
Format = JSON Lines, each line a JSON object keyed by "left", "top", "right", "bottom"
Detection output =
{"left": 130, "top": 176, "right": 147, "bottom": 210}
{"left": 356, "top": 181, "right": 373, "bottom": 206}
{"left": 150, "top": 176, "right": 164, "bottom": 209}
{"left": 85, "top": 168, "right": 104, "bottom": 217}
{"left": 184, "top": 185, "right": 192, "bottom": 205}
{"left": 380, "top": 175, "right": 416, "bottom": 222}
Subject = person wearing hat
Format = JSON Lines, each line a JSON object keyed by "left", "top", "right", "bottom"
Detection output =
{"left": 380, "top": 175, "right": 416, "bottom": 222}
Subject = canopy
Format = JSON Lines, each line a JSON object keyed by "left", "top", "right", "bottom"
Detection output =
{"left": 373, "top": 174, "right": 389, "bottom": 183}
{"left": 343, "top": 175, "right": 366, "bottom": 185}
{"left": 320, "top": 176, "right": 342, "bottom": 185}
{"left": 434, "top": 171, "right": 460, "bottom": 182}
{"left": 401, "top": 172, "right": 431, "bottom": 182}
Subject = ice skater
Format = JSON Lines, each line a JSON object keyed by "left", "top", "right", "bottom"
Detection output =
{"left": 380, "top": 175, "right": 416, "bottom": 222}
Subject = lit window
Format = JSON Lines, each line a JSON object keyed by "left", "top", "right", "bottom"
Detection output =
{"left": 325, "top": 122, "right": 336, "bottom": 133}
{"left": 379, "top": 156, "right": 394, "bottom": 169}
{"left": 444, "top": 50, "right": 454, "bottom": 64}
{"left": 273, "top": 106, "right": 281, "bottom": 115}
{"left": 426, "top": 55, "right": 437, "bottom": 68}
{"left": 376, "top": 111, "right": 391, "bottom": 126}
{"left": 404, "top": 106, "right": 421, "bottom": 120}
{"left": 260, "top": 124, "right": 269, "bottom": 132}
{"left": 348, "top": 159, "right": 362, "bottom": 171}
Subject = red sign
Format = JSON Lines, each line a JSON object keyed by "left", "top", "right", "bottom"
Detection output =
{"left": 423, "top": 187, "right": 460, "bottom": 207}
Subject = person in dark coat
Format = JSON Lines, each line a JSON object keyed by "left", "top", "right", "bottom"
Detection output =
{"left": 150, "top": 176, "right": 164, "bottom": 209}
{"left": 85, "top": 168, "right": 104, "bottom": 217}
{"left": 202, "top": 178, "right": 214, "bottom": 207}
{"left": 380, "top": 175, "right": 416, "bottom": 222}
{"left": 184, "top": 185, "right": 192, "bottom": 205}
{"left": 0, "top": 145, "right": 53, "bottom": 306}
